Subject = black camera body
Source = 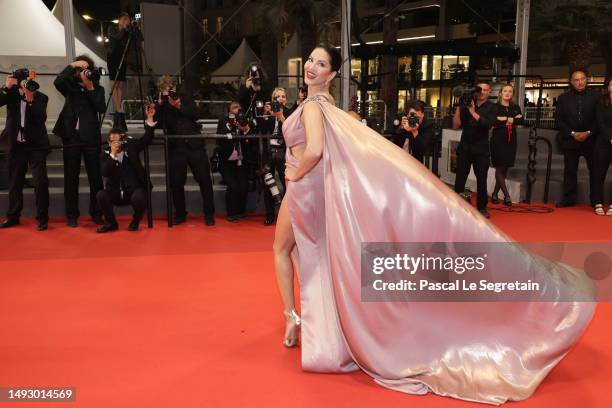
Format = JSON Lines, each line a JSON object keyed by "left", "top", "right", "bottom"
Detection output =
{"left": 12, "top": 68, "right": 30, "bottom": 83}
{"left": 408, "top": 112, "right": 418, "bottom": 128}
{"left": 12, "top": 68, "right": 40, "bottom": 92}
{"left": 77, "top": 67, "right": 105, "bottom": 82}
{"left": 236, "top": 112, "right": 250, "bottom": 128}
{"left": 271, "top": 100, "right": 282, "bottom": 113}
{"left": 159, "top": 90, "right": 179, "bottom": 105}
{"left": 458, "top": 85, "right": 482, "bottom": 108}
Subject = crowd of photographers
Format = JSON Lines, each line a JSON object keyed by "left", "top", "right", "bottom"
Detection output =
{"left": 1, "top": 47, "right": 611, "bottom": 231}
{"left": 0, "top": 55, "right": 309, "bottom": 232}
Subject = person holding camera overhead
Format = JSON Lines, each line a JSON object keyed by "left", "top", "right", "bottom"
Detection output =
{"left": 238, "top": 63, "right": 268, "bottom": 122}
{"left": 53, "top": 55, "right": 106, "bottom": 228}
{"left": 95, "top": 104, "right": 157, "bottom": 233}
{"left": 0, "top": 70, "right": 50, "bottom": 231}
{"left": 105, "top": 12, "right": 135, "bottom": 131}
{"left": 393, "top": 100, "right": 434, "bottom": 164}
{"left": 258, "top": 88, "right": 290, "bottom": 225}
{"left": 154, "top": 75, "right": 215, "bottom": 226}
{"left": 216, "top": 101, "right": 254, "bottom": 222}
{"left": 452, "top": 82, "right": 495, "bottom": 218}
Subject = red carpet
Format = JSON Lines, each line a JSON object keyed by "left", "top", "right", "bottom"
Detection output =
{"left": 0, "top": 204, "right": 610, "bottom": 407}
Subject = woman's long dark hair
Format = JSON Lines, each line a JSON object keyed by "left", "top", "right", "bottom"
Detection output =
{"left": 317, "top": 44, "right": 343, "bottom": 73}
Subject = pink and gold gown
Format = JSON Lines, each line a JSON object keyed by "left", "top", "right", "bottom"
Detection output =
{"left": 281, "top": 94, "right": 595, "bottom": 405}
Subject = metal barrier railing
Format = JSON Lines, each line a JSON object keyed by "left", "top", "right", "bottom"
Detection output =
{"left": 120, "top": 99, "right": 233, "bottom": 121}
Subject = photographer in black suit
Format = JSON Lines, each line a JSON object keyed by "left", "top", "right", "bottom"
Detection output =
{"left": 393, "top": 100, "right": 434, "bottom": 164}
{"left": 53, "top": 55, "right": 106, "bottom": 228}
{"left": 96, "top": 104, "right": 157, "bottom": 233}
{"left": 258, "top": 88, "right": 290, "bottom": 225}
{"left": 0, "top": 71, "right": 50, "bottom": 231}
{"left": 238, "top": 64, "right": 268, "bottom": 122}
{"left": 217, "top": 102, "right": 254, "bottom": 222}
{"left": 452, "top": 83, "right": 495, "bottom": 218}
{"left": 154, "top": 75, "right": 215, "bottom": 226}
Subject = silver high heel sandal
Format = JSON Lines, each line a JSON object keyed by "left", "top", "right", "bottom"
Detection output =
{"left": 283, "top": 309, "right": 301, "bottom": 348}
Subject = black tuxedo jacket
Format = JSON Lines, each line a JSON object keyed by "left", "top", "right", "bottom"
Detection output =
{"left": 0, "top": 87, "right": 49, "bottom": 155}
{"left": 101, "top": 125, "right": 155, "bottom": 194}
{"left": 53, "top": 65, "right": 105, "bottom": 143}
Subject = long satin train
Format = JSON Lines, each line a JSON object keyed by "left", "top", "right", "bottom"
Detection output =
{"left": 282, "top": 95, "right": 595, "bottom": 405}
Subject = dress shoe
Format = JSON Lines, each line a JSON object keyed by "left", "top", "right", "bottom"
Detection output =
{"left": 491, "top": 193, "right": 500, "bottom": 204}
{"left": 264, "top": 215, "right": 275, "bottom": 225}
{"left": 478, "top": 208, "right": 491, "bottom": 219}
{"left": 0, "top": 218, "right": 20, "bottom": 228}
{"left": 227, "top": 215, "right": 238, "bottom": 223}
{"left": 204, "top": 215, "right": 215, "bottom": 226}
{"left": 127, "top": 218, "right": 140, "bottom": 231}
{"left": 67, "top": 217, "right": 78, "bottom": 228}
{"left": 96, "top": 222, "right": 119, "bottom": 233}
{"left": 503, "top": 196, "right": 512, "bottom": 206}
{"left": 37, "top": 220, "right": 48, "bottom": 231}
{"left": 92, "top": 214, "right": 105, "bottom": 225}
{"left": 555, "top": 200, "right": 575, "bottom": 208}
{"left": 173, "top": 214, "right": 187, "bottom": 225}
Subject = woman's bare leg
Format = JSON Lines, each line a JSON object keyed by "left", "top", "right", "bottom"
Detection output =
{"left": 273, "top": 198, "right": 300, "bottom": 346}
{"left": 112, "top": 80, "right": 124, "bottom": 113}
{"left": 273, "top": 198, "right": 296, "bottom": 311}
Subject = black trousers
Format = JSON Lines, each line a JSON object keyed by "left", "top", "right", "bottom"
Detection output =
{"left": 96, "top": 187, "right": 146, "bottom": 222}
{"left": 7, "top": 145, "right": 49, "bottom": 221}
{"left": 63, "top": 144, "right": 103, "bottom": 219}
{"left": 263, "top": 148, "right": 286, "bottom": 217}
{"left": 593, "top": 142, "right": 612, "bottom": 205}
{"left": 454, "top": 145, "right": 490, "bottom": 210}
{"left": 220, "top": 160, "right": 249, "bottom": 217}
{"left": 169, "top": 148, "right": 215, "bottom": 217}
{"left": 561, "top": 144, "right": 595, "bottom": 205}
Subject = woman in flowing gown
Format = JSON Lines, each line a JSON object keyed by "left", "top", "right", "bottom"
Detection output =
{"left": 272, "top": 45, "right": 595, "bottom": 405}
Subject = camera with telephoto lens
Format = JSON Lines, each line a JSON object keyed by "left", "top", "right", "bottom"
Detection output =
{"left": 12, "top": 68, "right": 40, "bottom": 92}
{"left": 78, "top": 67, "right": 105, "bottom": 82}
{"left": 408, "top": 112, "right": 418, "bottom": 128}
{"left": 454, "top": 85, "right": 482, "bottom": 108}
{"left": 112, "top": 133, "right": 129, "bottom": 152}
{"left": 159, "top": 90, "right": 179, "bottom": 105}
{"left": 126, "top": 13, "right": 142, "bottom": 34}
{"left": 249, "top": 64, "right": 261, "bottom": 86}
{"left": 259, "top": 164, "right": 282, "bottom": 206}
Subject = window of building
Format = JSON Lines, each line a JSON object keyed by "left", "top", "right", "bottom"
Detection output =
{"left": 351, "top": 59, "right": 362, "bottom": 82}
{"left": 397, "top": 90, "right": 412, "bottom": 112}
{"left": 416, "top": 87, "right": 441, "bottom": 108}
{"left": 398, "top": 7, "right": 439, "bottom": 30}
{"left": 432, "top": 56, "right": 442, "bottom": 80}
{"left": 203, "top": 18, "right": 209, "bottom": 33}
{"left": 216, "top": 16, "right": 223, "bottom": 33}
